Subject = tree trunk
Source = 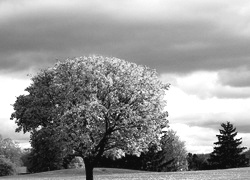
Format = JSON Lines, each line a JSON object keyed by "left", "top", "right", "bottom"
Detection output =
{"left": 84, "top": 158, "right": 94, "bottom": 180}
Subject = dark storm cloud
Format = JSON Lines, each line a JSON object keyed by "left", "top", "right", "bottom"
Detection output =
{"left": 1, "top": 0, "right": 250, "bottom": 76}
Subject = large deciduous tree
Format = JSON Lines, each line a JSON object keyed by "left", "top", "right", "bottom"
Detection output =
{"left": 208, "top": 122, "right": 249, "bottom": 169}
{"left": 11, "top": 56, "right": 169, "bottom": 180}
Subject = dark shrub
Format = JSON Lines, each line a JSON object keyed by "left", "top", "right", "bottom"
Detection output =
{"left": 0, "top": 158, "right": 16, "bottom": 176}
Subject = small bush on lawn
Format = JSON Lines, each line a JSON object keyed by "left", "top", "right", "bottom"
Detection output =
{"left": 0, "top": 158, "right": 16, "bottom": 176}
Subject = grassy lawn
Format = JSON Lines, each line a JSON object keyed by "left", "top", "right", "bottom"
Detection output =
{"left": 1, "top": 167, "right": 250, "bottom": 180}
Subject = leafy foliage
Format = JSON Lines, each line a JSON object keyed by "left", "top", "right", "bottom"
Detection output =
{"left": 0, "top": 158, "right": 16, "bottom": 176}
{"left": 208, "top": 122, "right": 249, "bottom": 169}
{"left": 0, "top": 135, "right": 22, "bottom": 166}
{"left": 97, "top": 130, "right": 187, "bottom": 172}
{"left": 145, "top": 130, "right": 187, "bottom": 172}
{"left": 11, "top": 56, "right": 169, "bottom": 180}
{"left": 25, "top": 128, "right": 71, "bottom": 172}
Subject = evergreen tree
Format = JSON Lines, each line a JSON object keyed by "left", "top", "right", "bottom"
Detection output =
{"left": 208, "top": 122, "right": 249, "bottom": 169}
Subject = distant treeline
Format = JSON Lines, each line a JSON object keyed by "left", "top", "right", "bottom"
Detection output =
{"left": 97, "top": 149, "right": 250, "bottom": 171}
{"left": 187, "top": 150, "right": 250, "bottom": 171}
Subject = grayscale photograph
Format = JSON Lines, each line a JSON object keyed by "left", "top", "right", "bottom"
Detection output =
{"left": 0, "top": 0, "right": 250, "bottom": 179}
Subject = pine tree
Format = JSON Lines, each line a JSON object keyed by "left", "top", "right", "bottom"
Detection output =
{"left": 209, "top": 122, "right": 249, "bottom": 169}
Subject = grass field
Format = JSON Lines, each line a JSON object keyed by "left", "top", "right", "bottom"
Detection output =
{"left": 1, "top": 167, "right": 250, "bottom": 180}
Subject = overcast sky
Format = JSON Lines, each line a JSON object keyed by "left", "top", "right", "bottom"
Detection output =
{"left": 1, "top": 0, "right": 250, "bottom": 153}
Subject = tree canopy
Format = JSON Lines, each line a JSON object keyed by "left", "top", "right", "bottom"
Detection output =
{"left": 208, "top": 122, "right": 249, "bottom": 169}
{"left": 11, "top": 56, "right": 169, "bottom": 180}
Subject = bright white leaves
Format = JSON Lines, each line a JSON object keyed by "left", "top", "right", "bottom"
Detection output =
{"left": 39, "top": 55, "right": 169, "bottom": 158}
